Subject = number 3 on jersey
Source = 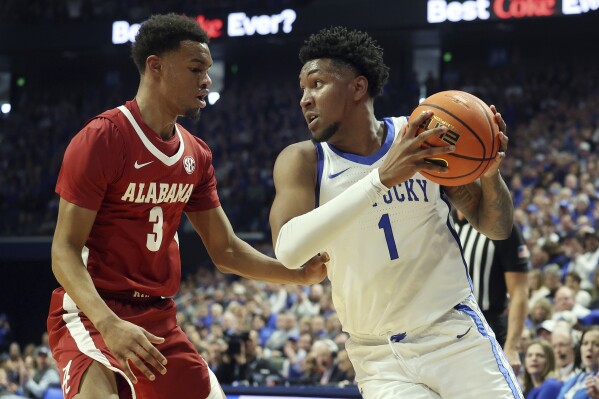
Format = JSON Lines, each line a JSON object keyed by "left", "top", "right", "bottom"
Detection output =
{"left": 147, "top": 206, "right": 163, "bottom": 251}
{"left": 378, "top": 213, "right": 398, "bottom": 260}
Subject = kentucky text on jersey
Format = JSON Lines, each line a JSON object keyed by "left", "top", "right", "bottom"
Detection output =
{"left": 121, "top": 182, "right": 194, "bottom": 204}
{"left": 372, "top": 178, "right": 429, "bottom": 207}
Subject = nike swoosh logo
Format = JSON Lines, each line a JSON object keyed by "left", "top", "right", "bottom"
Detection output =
{"left": 134, "top": 161, "right": 154, "bottom": 169}
{"left": 456, "top": 326, "right": 472, "bottom": 339}
{"left": 328, "top": 167, "right": 350, "bottom": 179}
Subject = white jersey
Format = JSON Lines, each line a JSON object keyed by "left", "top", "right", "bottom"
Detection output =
{"left": 315, "top": 117, "right": 472, "bottom": 337}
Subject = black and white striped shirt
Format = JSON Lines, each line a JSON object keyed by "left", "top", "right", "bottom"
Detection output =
{"left": 455, "top": 220, "right": 530, "bottom": 313}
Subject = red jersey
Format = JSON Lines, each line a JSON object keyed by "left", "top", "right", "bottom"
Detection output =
{"left": 55, "top": 99, "right": 220, "bottom": 297}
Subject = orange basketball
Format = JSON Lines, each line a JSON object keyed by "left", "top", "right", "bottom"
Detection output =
{"left": 408, "top": 90, "right": 500, "bottom": 186}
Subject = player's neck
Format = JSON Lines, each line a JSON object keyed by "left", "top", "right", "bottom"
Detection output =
{"left": 329, "top": 112, "right": 384, "bottom": 156}
{"left": 135, "top": 89, "right": 177, "bottom": 141}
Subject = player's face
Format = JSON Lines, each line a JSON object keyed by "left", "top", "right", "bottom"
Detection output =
{"left": 299, "top": 59, "right": 356, "bottom": 142}
{"left": 160, "top": 40, "right": 212, "bottom": 120}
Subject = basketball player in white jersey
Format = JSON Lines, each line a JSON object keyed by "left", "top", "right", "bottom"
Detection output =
{"left": 269, "top": 27, "right": 523, "bottom": 398}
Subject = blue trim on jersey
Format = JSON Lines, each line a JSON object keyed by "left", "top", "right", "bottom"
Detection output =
{"left": 314, "top": 141, "right": 325, "bottom": 208}
{"left": 455, "top": 301, "right": 521, "bottom": 398}
{"left": 439, "top": 188, "right": 475, "bottom": 292}
{"left": 326, "top": 118, "right": 396, "bottom": 165}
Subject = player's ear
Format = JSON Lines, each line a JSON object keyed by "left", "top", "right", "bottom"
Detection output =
{"left": 352, "top": 75, "right": 369, "bottom": 101}
{"left": 146, "top": 55, "right": 162, "bottom": 76}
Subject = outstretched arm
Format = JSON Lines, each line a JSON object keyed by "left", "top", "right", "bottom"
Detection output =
{"left": 445, "top": 105, "right": 513, "bottom": 240}
{"left": 186, "top": 205, "right": 327, "bottom": 285}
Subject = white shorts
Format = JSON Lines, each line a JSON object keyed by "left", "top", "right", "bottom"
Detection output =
{"left": 345, "top": 295, "right": 523, "bottom": 399}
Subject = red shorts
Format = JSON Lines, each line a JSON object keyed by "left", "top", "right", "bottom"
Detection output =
{"left": 47, "top": 288, "right": 214, "bottom": 399}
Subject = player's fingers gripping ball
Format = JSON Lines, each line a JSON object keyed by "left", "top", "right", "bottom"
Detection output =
{"left": 409, "top": 90, "right": 500, "bottom": 186}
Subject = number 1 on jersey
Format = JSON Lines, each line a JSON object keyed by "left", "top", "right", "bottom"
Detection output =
{"left": 378, "top": 213, "right": 398, "bottom": 260}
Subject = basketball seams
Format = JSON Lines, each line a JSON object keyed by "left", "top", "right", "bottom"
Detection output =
{"left": 459, "top": 91, "right": 499, "bottom": 174}
{"left": 419, "top": 103, "right": 487, "bottom": 156}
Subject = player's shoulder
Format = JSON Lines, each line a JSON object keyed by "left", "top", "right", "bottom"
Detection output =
{"left": 276, "top": 140, "right": 317, "bottom": 166}
{"left": 273, "top": 140, "right": 317, "bottom": 181}
{"left": 72, "top": 110, "right": 123, "bottom": 145}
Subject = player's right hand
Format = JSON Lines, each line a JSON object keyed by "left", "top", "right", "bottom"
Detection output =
{"left": 378, "top": 110, "right": 454, "bottom": 188}
{"left": 299, "top": 252, "right": 329, "bottom": 284}
{"left": 101, "top": 318, "right": 167, "bottom": 383}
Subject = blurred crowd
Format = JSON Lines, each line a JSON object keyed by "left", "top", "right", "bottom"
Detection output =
{"left": 0, "top": 333, "right": 58, "bottom": 399}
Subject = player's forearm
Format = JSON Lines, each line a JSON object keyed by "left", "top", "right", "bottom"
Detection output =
{"left": 51, "top": 245, "right": 119, "bottom": 333}
{"left": 275, "top": 169, "right": 387, "bottom": 268}
{"left": 476, "top": 172, "right": 513, "bottom": 240}
{"left": 213, "top": 238, "right": 309, "bottom": 284}
{"left": 504, "top": 289, "right": 528, "bottom": 352}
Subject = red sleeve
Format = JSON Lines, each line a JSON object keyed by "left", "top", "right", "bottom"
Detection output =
{"left": 55, "top": 118, "right": 123, "bottom": 211}
{"left": 184, "top": 137, "right": 220, "bottom": 212}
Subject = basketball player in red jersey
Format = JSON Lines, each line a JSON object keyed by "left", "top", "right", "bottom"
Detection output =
{"left": 47, "top": 13, "right": 327, "bottom": 399}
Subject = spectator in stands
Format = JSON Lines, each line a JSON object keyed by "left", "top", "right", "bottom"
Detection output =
{"left": 516, "top": 327, "right": 536, "bottom": 382}
{"left": 309, "top": 315, "right": 329, "bottom": 340}
{"left": 2, "top": 344, "right": 23, "bottom": 393}
{"left": 294, "top": 284, "right": 323, "bottom": 318}
{"left": 572, "top": 227, "right": 599, "bottom": 290}
{"left": 310, "top": 339, "right": 348, "bottom": 386}
{"left": 528, "top": 297, "right": 553, "bottom": 332}
{"left": 529, "top": 269, "right": 550, "bottom": 309}
{"left": 557, "top": 326, "right": 599, "bottom": 399}
{"left": 537, "top": 320, "right": 556, "bottom": 343}
{"left": 22, "top": 347, "right": 59, "bottom": 399}
{"left": 250, "top": 314, "right": 273, "bottom": 347}
{"left": 325, "top": 313, "right": 343, "bottom": 341}
{"left": 543, "top": 263, "right": 565, "bottom": 303}
{"left": 542, "top": 241, "right": 571, "bottom": 271}
{"left": 282, "top": 333, "right": 308, "bottom": 382}
{"left": 553, "top": 286, "right": 591, "bottom": 320}
{"left": 521, "top": 339, "right": 562, "bottom": 398}
{"left": 334, "top": 349, "right": 356, "bottom": 388}
{"left": 0, "top": 366, "right": 27, "bottom": 398}
{"left": 565, "top": 271, "right": 592, "bottom": 308}
{"left": 216, "top": 330, "right": 282, "bottom": 386}
{"left": 552, "top": 326, "right": 581, "bottom": 382}
{"left": 265, "top": 311, "right": 300, "bottom": 352}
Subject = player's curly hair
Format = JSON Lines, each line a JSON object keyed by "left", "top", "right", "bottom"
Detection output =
{"left": 131, "top": 13, "right": 209, "bottom": 74}
{"left": 299, "top": 26, "right": 389, "bottom": 98}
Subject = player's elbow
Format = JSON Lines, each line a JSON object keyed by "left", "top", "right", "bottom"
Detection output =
{"left": 274, "top": 227, "right": 304, "bottom": 270}
{"left": 213, "top": 262, "right": 235, "bottom": 275}
{"left": 209, "top": 253, "right": 236, "bottom": 275}
{"left": 274, "top": 244, "right": 304, "bottom": 270}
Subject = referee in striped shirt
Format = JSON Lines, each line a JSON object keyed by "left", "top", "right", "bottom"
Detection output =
{"left": 454, "top": 210, "right": 530, "bottom": 375}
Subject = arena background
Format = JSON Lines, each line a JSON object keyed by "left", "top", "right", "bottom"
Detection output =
{"left": 0, "top": 0, "right": 598, "bottom": 397}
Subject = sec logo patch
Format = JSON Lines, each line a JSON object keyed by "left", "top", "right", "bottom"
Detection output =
{"left": 183, "top": 156, "right": 196, "bottom": 174}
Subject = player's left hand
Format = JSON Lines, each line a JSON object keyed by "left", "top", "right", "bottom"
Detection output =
{"left": 299, "top": 252, "right": 329, "bottom": 284}
{"left": 504, "top": 347, "right": 521, "bottom": 376}
{"left": 482, "top": 105, "right": 508, "bottom": 179}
